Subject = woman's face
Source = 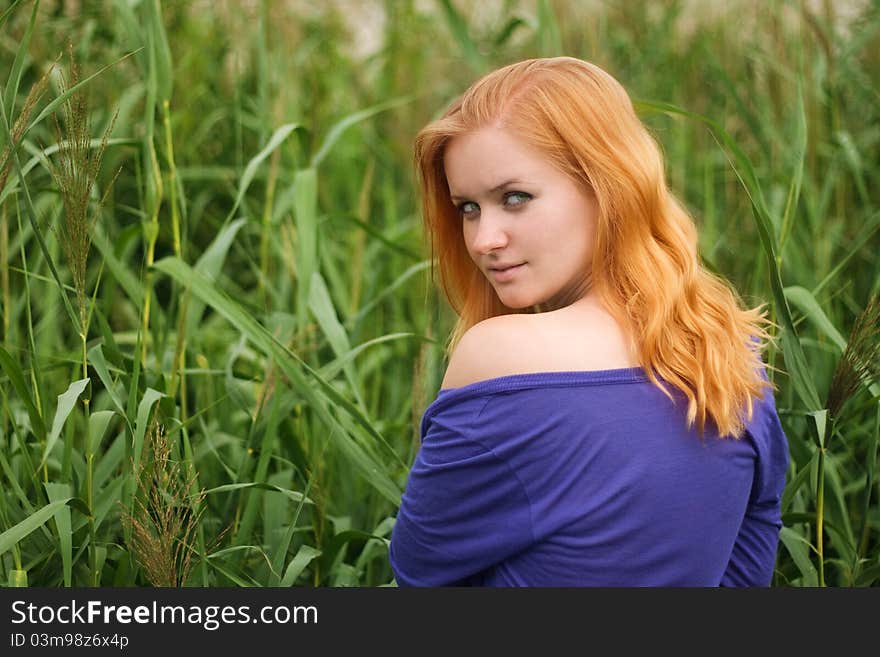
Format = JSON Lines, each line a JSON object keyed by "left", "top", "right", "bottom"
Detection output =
{"left": 443, "top": 125, "right": 598, "bottom": 311}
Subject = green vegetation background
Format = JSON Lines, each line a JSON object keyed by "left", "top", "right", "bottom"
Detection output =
{"left": 0, "top": 0, "right": 878, "bottom": 587}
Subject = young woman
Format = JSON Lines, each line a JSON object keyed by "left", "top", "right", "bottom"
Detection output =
{"left": 388, "top": 57, "right": 789, "bottom": 586}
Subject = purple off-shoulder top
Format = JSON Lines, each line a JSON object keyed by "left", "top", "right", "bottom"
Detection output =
{"left": 389, "top": 367, "right": 789, "bottom": 586}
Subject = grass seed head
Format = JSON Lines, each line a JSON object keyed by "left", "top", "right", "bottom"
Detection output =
{"left": 826, "top": 291, "right": 880, "bottom": 421}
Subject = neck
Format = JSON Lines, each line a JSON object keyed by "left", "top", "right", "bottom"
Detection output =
{"left": 531, "top": 276, "right": 593, "bottom": 314}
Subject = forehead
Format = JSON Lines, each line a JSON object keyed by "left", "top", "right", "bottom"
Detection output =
{"left": 443, "top": 126, "right": 550, "bottom": 194}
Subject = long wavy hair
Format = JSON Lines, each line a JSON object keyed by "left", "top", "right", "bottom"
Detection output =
{"left": 414, "top": 56, "right": 776, "bottom": 439}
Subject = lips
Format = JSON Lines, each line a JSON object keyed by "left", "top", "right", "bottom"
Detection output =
{"left": 488, "top": 262, "right": 525, "bottom": 282}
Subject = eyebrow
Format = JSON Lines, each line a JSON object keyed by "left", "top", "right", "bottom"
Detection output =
{"left": 449, "top": 179, "right": 527, "bottom": 202}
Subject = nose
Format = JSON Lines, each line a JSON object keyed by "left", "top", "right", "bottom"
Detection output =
{"left": 468, "top": 211, "right": 509, "bottom": 255}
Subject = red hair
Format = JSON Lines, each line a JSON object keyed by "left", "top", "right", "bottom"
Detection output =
{"left": 414, "top": 56, "right": 775, "bottom": 439}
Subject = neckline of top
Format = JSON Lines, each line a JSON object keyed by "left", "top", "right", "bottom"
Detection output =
{"left": 430, "top": 366, "right": 652, "bottom": 411}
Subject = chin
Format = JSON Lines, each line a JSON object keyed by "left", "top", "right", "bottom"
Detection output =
{"left": 495, "top": 291, "right": 540, "bottom": 310}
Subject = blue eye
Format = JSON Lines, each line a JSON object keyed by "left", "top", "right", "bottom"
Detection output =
{"left": 504, "top": 191, "right": 531, "bottom": 207}
{"left": 457, "top": 201, "right": 480, "bottom": 218}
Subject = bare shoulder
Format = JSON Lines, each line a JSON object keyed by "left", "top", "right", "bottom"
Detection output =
{"left": 440, "top": 300, "right": 640, "bottom": 390}
{"left": 440, "top": 314, "right": 527, "bottom": 390}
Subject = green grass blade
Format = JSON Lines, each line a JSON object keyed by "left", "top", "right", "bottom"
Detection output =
{"left": 202, "top": 482, "right": 313, "bottom": 505}
{"left": 857, "top": 403, "right": 880, "bottom": 564}
{"left": 152, "top": 256, "right": 404, "bottom": 503}
{"left": 87, "top": 410, "right": 116, "bottom": 456}
{"left": 91, "top": 224, "right": 145, "bottom": 309}
{"left": 93, "top": 477, "right": 124, "bottom": 533}
{"left": 86, "top": 343, "right": 129, "bottom": 421}
{"left": 494, "top": 16, "right": 529, "bottom": 47}
{"left": 145, "top": 0, "right": 173, "bottom": 102}
{"left": 0, "top": 447, "right": 44, "bottom": 530}
{"left": 93, "top": 435, "right": 126, "bottom": 498}
{"left": 39, "top": 377, "right": 89, "bottom": 470}
{"left": 0, "top": 498, "right": 73, "bottom": 556}
{"left": 318, "top": 528, "right": 388, "bottom": 579}
{"left": 856, "top": 560, "right": 880, "bottom": 586}
{"left": 293, "top": 167, "right": 317, "bottom": 337}
{"left": 280, "top": 545, "right": 322, "bottom": 587}
{"left": 778, "top": 79, "right": 807, "bottom": 255}
{"left": 204, "top": 555, "right": 260, "bottom": 587}
{"left": 25, "top": 50, "right": 141, "bottom": 136}
{"left": 346, "top": 259, "right": 432, "bottom": 329}
{"left": 309, "top": 271, "right": 351, "bottom": 357}
{"left": 44, "top": 482, "right": 72, "bottom": 587}
{"left": 784, "top": 286, "right": 846, "bottom": 353}
{"left": 7, "top": 570, "right": 28, "bottom": 587}
{"left": 1, "top": 137, "right": 139, "bottom": 207}
{"left": 837, "top": 131, "right": 870, "bottom": 205}
{"left": 131, "top": 388, "right": 166, "bottom": 477}
{"left": 186, "top": 217, "right": 246, "bottom": 339}
{"left": 310, "top": 96, "right": 413, "bottom": 168}
{"left": 154, "top": 255, "right": 401, "bottom": 456}
{"left": 436, "top": 0, "right": 485, "bottom": 74}
{"left": 308, "top": 271, "right": 365, "bottom": 410}
{"left": 317, "top": 332, "right": 421, "bottom": 381}
{"left": 0, "top": 0, "right": 26, "bottom": 30}
{"left": 268, "top": 470, "right": 316, "bottom": 587}
{"left": 224, "top": 124, "right": 301, "bottom": 226}
{"left": 0, "top": 96, "right": 80, "bottom": 331}
{"left": 91, "top": 306, "right": 125, "bottom": 369}
{"left": 782, "top": 451, "right": 817, "bottom": 514}
{"left": 340, "top": 213, "right": 423, "bottom": 261}
{"left": 823, "top": 454, "right": 856, "bottom": 554}
{"left": 0, "top": 344, "right": 46, "bottom": 440}
{"left": 233, "top": 392, "right": 286, "bottom": 549}
{"left": 697, "top": 42, "right": 772, "bottom": 159}
{"left": 778, "top": 526, "right": 819, "bottom": 586}
{"left": 812, "top": 211, "right": 880, "bottom": 298}
{"left": 536, "top": 0, "right": 563, "bottom": 55}
{"left": 2, "top": 0, "right": 39, "bottom": 123}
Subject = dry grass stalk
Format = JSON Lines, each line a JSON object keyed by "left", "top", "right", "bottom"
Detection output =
{"left": 0, "top": 59, "right": 56, "bottom": 195}
{"left": 1, "top": 203, "right": 8, "bottom": 344}
{"left": 121, "top": 418, "right": 206, "bottom": 587}
{"left": 826, "top": 291, "right": 880, "bottom": 420}
{"left": 43, "top": 48, "right": 118, "bottom": 330}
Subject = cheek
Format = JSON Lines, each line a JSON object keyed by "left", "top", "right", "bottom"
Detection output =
{"left": 568, "top": 199, "right": 598, "bottom": 247}
{"left": 551, "top": 214, "right": 595, "bottom": 265}
{"left": 461, "top": 222, "right": 478, "bottom": 256}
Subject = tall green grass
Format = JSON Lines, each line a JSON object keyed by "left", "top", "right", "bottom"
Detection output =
{"left": 0, "top": 0, "right": 878, "bottom": 586}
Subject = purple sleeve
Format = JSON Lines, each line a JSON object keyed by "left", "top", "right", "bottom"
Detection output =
{"left": 720, "top": 390, "right": 790, "bottom": 586}
{"left": 389, "top": 404, "right": 534, "bottom": 587}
